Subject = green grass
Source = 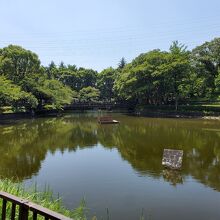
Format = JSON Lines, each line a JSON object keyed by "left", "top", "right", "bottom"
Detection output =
{"left": 201, "top": 104, "right": 220, "bottom": 107}
{"left": 0, "top": 179, "right": 87, "bottom": 220}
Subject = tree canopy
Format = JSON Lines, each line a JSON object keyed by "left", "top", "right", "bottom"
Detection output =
{"left": 0, "top": 38, "right": 220, "bottom": 113}
{"left": 0, "top": 45, "right": 75, "bottom": 111}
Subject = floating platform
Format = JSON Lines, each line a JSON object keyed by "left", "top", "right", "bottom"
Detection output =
{"left": 162, "top": 149, "right": 183, "bottom": 170}
{"left": 98, "top": 116, "right": 120, "bottom": 124}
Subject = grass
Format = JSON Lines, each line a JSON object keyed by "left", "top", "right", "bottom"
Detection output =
{"left": 201, "top": 104, "right": 220, "bottom": 107}
{"left": 0, "top": 179, "right": 87, "bottom": 220}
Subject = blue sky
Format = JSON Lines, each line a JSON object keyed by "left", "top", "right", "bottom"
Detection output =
{"left": 1, "top": 0, "right": 220, "bottom": 71}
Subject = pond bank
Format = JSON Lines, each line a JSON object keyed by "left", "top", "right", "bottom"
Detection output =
{"left": 202, "top": 116, "right": 220, "bottom": 120}
{"left": 0, "top": 110, "right": 62, "bottom": 122}
{"left": 133, "top": 109, "right": 220, "bottom": 120}
{"left": 0, "top": 179, "right": 86, "bottom": 220}
{"left": 0, "top": 107, "right": 220, "bottom": 122}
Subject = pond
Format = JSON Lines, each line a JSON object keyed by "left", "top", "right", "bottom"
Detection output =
{"left": 0, "top": 112, "right": 220, "bottom": 220}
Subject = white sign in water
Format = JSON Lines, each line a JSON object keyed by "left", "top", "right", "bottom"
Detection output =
{"left": 162, "top": 149, "right": 183, "bottom": 169}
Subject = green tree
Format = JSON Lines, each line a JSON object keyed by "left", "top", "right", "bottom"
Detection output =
{"left": 191, "top": 38, "right": 220, "bottom": 98}
{"left": 77, "top": 68, "right": 97, "bottom": 90}
{"left": 78, "top": 87, "right": 100, "bottom": 102}
{"left": 98, "top": 67, "right": 117, "bottom": 101}
{"left": 22, "top": 75, "right": 75, "bottom": 110}
{"left": 58, "top": 69, "right": 80, "bottom": 91}
{"left": 114, "top": 50, "right": 170, "bottom": 105}
{"left": 166, "top": 41, "right": 191, "bottom": 110}
{"left": 0, "top": 75, "right": 38, "bottom": 110}
{"left": 215, "top": 70, "right": 220, "bottom": 98}
{"left": 46, "top": 61, "right": 59, "bottom": 79}
{"left": 57, "top": 67, "right": 97, "bottom": 92}
{"left": 59, "top": 61, "right": 66, "bottom": 70}
{"left": 0, "top": 45, "right": 41, "bottom": 84}
{"left": 118, "top": 57, "right": 126, "bottom": 69}
{"left": 39, "top": 79, "right": 75, "bottom": 109}
{"left": 114, "top": 43, "right": 191, "bottom": 109}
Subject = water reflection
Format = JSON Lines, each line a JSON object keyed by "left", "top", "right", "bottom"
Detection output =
{"left": 0, "top": 113, "right": 220, "bottom": 191}
{"left": 162, "top": 169, "right": 183, "bottom": 186}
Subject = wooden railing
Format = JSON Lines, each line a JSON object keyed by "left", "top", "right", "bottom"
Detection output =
{"left": 0, "top": 191, "right": 73, "bottom": 220}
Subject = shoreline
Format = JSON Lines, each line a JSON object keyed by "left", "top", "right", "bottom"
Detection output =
{"left": 132, "top": 110, "right": 220, "bottom": 120}
{"left": 0, "top": 109, "right": 220, "bottom": 122}
{"left": 202, "top": 116, "right": 220, "bottom": 120}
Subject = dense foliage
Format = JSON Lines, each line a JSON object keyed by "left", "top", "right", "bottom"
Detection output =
{"left": 0, "top": 38, "right": 220, "bottom": 112}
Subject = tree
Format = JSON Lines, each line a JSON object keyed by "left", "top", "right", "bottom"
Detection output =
{"left": 0, "top": 75, "right": 38, "bottom": 110}
{"left": 46, "top": 61, "right": 58, "bottom": 79}
{"left": 59, "top": 70, "right": 80, "bottom": 91}
{"left": 67, "top": 64, "right": 77, "bottom": 72}
{"left": 39, "top": 79, "right": 75, "bottom": 109}
{"left": 98, "top": 67, "right": 117, "bottom": 101}
{"left": 59, "top": 61, "right": 65, "bottom": 70}
{"left": 77, "top": 68, "right": 98, "bottom": 90}
{"left": 1, "top": 38, "right": 220, "bottom": 113}
{"left": 114, "top": 43, "right": 191, "bottom": 109}
{"left": 57, "top": 67, "right": 97, "bottom": 91}
{"left": 166, "top": 41, "right": 191, "bottom": 110}
{"left": 21, "top": 74, "right": 75, "bottom": 110}
{"left": 78, "top": 87, "right": 100, "bottom": 102}
{"left": 114, "top": 50, "right": 170, "bottom": 105}
{"left": 215, "top": 70, "right": 220, "bottom": 98}
{"left": 118, "top": 57, "right": 126, "bottom": 69}
{"left": 0, "top": 45, "right": 41, "bottom": 84}
{"left": 191, "top": 38, "right": 220, "bottom": 98}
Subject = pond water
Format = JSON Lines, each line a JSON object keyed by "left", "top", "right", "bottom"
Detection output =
{"left": 0, "top": 112, "right": 220, "bottom": 220}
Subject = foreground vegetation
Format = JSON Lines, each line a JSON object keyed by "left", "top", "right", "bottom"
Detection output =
{"left": 0, "top": 179, "right": 86, "bottom": 220}
{"left": 0, "top": 37, "right": 220, "bottom": 113}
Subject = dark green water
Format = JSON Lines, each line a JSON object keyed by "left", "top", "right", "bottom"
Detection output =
{"left": 0, "top": 112, "right": 220, "bottom": 220}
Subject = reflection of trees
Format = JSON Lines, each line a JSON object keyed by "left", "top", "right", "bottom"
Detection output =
{"left": 111, "top": 118, "right": 220, "bottom": 190}
{"left": 162, "top": 169, "right": 183, "bottom": 186}
{"left": 0, "top": 122, "right": 44, "bottom": 180}
{"left": 0, "top": 115, "right": 220, "bottom": 191}
{"left": 0, "top": 115, "right": 100, "bottom": 180}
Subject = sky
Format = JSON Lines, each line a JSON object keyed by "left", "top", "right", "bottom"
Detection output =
{"left": 1, "top": 0, "right": 220, "bottom": 71}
